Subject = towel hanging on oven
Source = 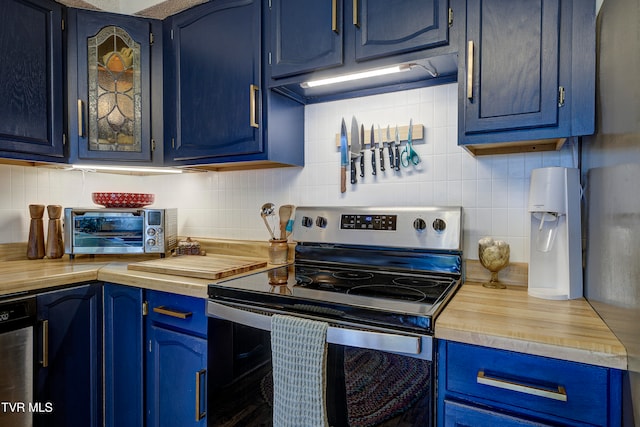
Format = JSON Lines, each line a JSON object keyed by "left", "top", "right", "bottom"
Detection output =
{"left": 271, "top": 314, "right": 329, "bottom": 427}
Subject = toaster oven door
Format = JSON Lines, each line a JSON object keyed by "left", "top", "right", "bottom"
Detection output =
{"left": 69, "top": 210, "right": 145, "bottom": 254}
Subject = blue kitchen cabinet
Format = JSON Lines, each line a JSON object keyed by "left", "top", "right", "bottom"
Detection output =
{"left": 66, "top": 8, "right": 164, "bottom": 165}
{"left": 0, "top": 0, "right": 65, "bottom": 162}
{"left": 268, "top": 0, "right": 458, "bottom": 102}
{"left": 436, "top": 340, "right": 623, "bottom": 426}
{"left": 35, "top": 283, "right": 102, "bottom": 427}
{"left": 103, "top": 283, "right": 144, "bottom": 427}
{"left": 164, "top": 0, "right": 304, "bottom": 168}
{"left": 146, "top": 290, "right": 208, "bottom": 427}
{"left": 459, "top": 0, "right": 596, "bottom": 154}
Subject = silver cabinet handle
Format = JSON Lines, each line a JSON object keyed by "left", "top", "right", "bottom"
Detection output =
{"left": 467, "top": 40, "right": 474, "bottom": 100}
{"left": 153, "top": 306, "right": 192, "bottom": 319}
{"left": 206, "top": 301, "right": 425, "bottom": 356}
{"left": 352, "top": 0, "right": 359, "bottom": 26}
{"left": 195, "top": 369, "right": 206, "bottom": 421}
{"left": 477, "top": 370, "right": 568, "bottom": 402}
{"left": 250, "top": 84, "right": 259, "bottom": 128}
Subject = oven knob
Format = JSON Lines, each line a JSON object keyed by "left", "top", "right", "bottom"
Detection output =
{"left": 315, "top": 216, "right": 327, "bottom": 228}
{"left": 146, "top": 238, "right": 156, "bottom": 247}
{"left": 432, "top": 218, "right": 447, "bottom": 232}
{"left": 413, "top": 218, "right": 427, "bottom": 231}
{"left": 147, "top": 228, "right": 156, "bottom": 236}
{"left": 301, "top": 216, "right": 313, "bottom": 228}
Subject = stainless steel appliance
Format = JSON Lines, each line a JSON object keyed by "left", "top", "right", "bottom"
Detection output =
{"left": 0, "top": 295, "right": 36, "bottom": 427}
{"left": 64, "top": 208, "right": 177, "bottom": 258}
{"left": 207, "top": 206, "right": 463, "bottom": 426}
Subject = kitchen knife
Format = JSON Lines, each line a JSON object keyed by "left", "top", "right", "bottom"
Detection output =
{"left": 340, "top": 118, "right": 348, "bottom": 193}
{"left": 386, "top": 125, "right": 394, "bottom": 170}
{"left": 377, "top": 125, "right": 385, "bottom": 172}
{"left": 359, "top": 124, "right": 365, "bottom": 177}
{"left": 370, "top": 124, "right": 376, "bottom": 175}
{"left": 394, "top": 125, "right": 401, "bottom": 171}
{"left": 350, "top": 116, "right": 360, "bottom": 184}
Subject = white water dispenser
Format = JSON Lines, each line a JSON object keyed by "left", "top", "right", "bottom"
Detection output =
{"left": 528, "top": 167, "right": 582, "bottom": 299}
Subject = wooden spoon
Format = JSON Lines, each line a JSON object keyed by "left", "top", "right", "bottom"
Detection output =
{"left": 278, "top": 205, "right": 294, "bottom": 240}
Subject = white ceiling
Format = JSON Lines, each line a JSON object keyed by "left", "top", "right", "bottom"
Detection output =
{"left": 57, "top": 0, "right": 208, "bottom": 19}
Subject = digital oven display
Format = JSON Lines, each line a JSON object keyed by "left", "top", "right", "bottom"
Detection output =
{"left": 340, "top": 214, "right": 397, "bottom": 230}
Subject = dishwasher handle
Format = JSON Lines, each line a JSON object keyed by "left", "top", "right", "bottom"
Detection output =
{"left": 207, "top": 300, "right": 432, "bottom": 359}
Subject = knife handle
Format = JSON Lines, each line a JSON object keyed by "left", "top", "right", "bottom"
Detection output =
{"left": 371, "top": 149, "right": 376, "bottom": 175}
{"left": 340, "top": 166, "right": 347, "bottom": 193}
{"left": 388, "top": 143, "right": 395, "bottom": 170}
{"left": 379, "top": 146, "right": 385, "bottom": 171}
{"left": 394, "top": 144, "right": 401, "bottom": 170}
{"left": 351, "top": 158, "right": 357, "bottom": 184}
{"left": 359, "top": 151, "right": 365, "bottom": 177}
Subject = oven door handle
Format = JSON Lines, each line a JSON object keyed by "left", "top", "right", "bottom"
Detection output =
{"left": 207, "top": 301, "right": 428, "bottom": 357}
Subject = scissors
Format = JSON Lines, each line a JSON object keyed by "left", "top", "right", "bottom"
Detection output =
{"left": 400, "top": 118, "right": 420, "bottom": 167}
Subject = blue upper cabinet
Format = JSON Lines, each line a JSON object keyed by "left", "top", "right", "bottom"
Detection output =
{"left": 270, "top": 0, "right": 343, "bottom": 79}
{"left": 66, "top": 9, "right": 163, "bottom": 165}
{"left": 459, "top": 0, "right": 596, "bottom": 154}
{"left": 164, "top": 0, "right": 304, "bottom": 168}
{"left": 355, "top": 0, "right": 449, "bottom": 61}
{"left": 0, "top": 0, "right": 65, "bottom": 162}
{"left": 268, "top": 0, "right": 458, "bottom": 102}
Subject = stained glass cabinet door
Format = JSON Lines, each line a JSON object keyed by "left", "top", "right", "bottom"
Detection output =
{"left": 68, "top": 9, "right": 155, "bottom": 163}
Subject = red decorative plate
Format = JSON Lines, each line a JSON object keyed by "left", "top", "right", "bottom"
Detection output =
{"left": 92, "top": 192, "right": 155, "bottom": 208}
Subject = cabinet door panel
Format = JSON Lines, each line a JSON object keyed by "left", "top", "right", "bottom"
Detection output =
{"left": 36, "top": 283, "right": 102, "bottom": 427}
{"left": 104, "top": 284, "right": 143, "bottom": 427}
{"left": 270, "top": 0, "right": 343, "bottom": 78}
{"left": 0, "top": 0, "right": 64, "bottom": 158}
{"left": 444, "top": 400, "right": 552, "bottom": 426}
{"left": 169, "top": 0, "right": 261, "bottom": 161}
{"left": 71, "top": 10, "right": 153, "bottom": 162}
{"left": 355, "top": 0, "right": 449, "bottom": 61}
{"left": 464, "top": 0, "right": 560, "bottom": 134}
{"left": 147, "top": 325, "right": 207, "bottom": 427}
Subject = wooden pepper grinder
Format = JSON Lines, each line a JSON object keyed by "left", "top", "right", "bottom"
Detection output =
{"left": 46, "top": 205, "right": 64, "bottom": 259}
{"left": 27, "top": 204, "right": 45, "bottom": 259}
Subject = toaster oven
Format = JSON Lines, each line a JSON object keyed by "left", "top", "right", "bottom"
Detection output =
{"left": 64, "top": 208, "right": 177, "bottom": 258}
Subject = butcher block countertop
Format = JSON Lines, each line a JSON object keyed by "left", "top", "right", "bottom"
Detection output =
{"left": 435, "top": 281, "right": 628, "bottom": 370}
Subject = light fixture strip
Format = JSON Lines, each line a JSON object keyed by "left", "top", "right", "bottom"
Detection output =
{"left": 70, "top": 164, "right": 183, "bottom": 174}
{"left": 301, "top": 64, "right": 413, "bottom": 88}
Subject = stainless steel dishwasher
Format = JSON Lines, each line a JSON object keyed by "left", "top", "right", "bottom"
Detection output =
{"left": 0, "top": 295, "right": 36, "bottom": 427}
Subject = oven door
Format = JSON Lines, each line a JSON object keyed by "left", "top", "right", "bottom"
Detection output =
{"left": 69, "top": 210, "right": 145, "bottom": 254}
{"left": 207, "top": 301, "right": 434, "bottom": 427}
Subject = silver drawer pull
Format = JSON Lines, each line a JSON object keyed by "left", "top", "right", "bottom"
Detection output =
{"left": 477, "top": 370, "right": 568, "bottom": 402}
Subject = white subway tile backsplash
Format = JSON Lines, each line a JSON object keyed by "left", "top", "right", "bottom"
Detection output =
{"left": 0, "top": 83, "right": 575, "bottom": 263}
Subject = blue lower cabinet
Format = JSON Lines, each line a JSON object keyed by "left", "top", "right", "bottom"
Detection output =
{"left": 103, "top": 284, "right": 144, "bottom": 427}
{"left": 146, "top": 324, "right": 208, "bottom": 427}
{"left": 35, "top": 283, "right": 102, "bottom": 427}
{"left": 437, "top": 340, "right": 623, "bottom": 426}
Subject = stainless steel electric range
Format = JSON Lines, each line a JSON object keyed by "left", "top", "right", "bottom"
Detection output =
{"left": 206, "top": 206, "right": 463, "bottom": 427}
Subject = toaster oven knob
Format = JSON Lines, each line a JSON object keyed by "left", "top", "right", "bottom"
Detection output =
{"left": 147, "top": 228, "right": 156, "bottom": 236}
{"left": 315, "top": 216, "right": 327, "bottom": 228}
{"left": 147, "top": 238, "right": 156, "bottom": 247}
{"left": 432, "top": 218, "right": 447, "bottom": 232}
{"left": 301, "top": 216, "right": 313, "bottom": 228}
{"left": 413, "top": 218, "right": 427, "bottom": 231}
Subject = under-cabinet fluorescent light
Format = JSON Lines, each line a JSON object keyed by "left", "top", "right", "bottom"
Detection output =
{"left": 70, "top": 164, "right": 183, "bottom": 174}
{"left": 300, "top": 64, "right": 414, "bottom": 88}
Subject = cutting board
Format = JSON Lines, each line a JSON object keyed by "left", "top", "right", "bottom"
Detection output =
{"left": 127, "top": 254, "right": 268, "bottom": 280}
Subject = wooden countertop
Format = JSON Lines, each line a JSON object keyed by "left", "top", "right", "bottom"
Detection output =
{"left": 435, "top": 282, "right": 628, "bottom": 370}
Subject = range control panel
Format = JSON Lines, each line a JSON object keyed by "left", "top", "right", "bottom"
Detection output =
{"left": 340, "top": 214, "right": 397, "bottom": 230}
{"left": 292, "top": 206, "right": 462, "bottom": 251}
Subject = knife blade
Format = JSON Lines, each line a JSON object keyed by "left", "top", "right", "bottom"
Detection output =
{"left": 340, "top": 118, "right": 348, "bottom": 193}
{"left": 359, "top": 124, "right": 365, "bottom": 177}
{"left": 370, "top": 124, "right": 376, "bottom": 176}
{"left": 350, "top": 117, "right": 360, "bottom": 184}
{"left": 386, "top": 125, "right": 394, "bottom": 169}
{"left": 394, "top": 125, "right": 401, "bottom": 171}
{"left": 377, "top": 125, "right": 385, "bottom": 172}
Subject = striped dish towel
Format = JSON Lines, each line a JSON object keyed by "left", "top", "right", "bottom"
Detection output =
{"left": 271, "top": 314, "right": 329, "bottom": 427}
